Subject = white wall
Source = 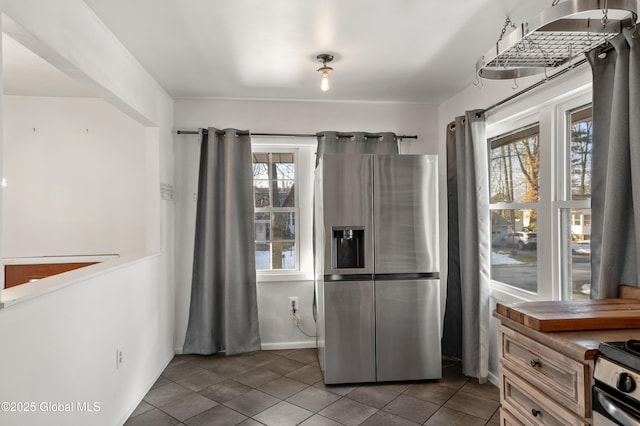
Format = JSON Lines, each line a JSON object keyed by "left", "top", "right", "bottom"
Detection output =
{"left": 0, "top": 256, "right": 171, "bottom": 426}
{"left": 173, "top": 98, "right": 441, "bottom": 351}
{"left": 3, "top": 96, "right": 147, "bottom": 258}
{"left": 0, "top": 1, "right": 175, "bottom": 425}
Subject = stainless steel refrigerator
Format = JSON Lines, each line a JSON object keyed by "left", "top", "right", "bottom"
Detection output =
{"left": 315, "top": 153, "right": 441, "bottom": 384}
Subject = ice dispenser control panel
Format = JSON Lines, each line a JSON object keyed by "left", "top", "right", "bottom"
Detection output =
{"left": 332, "top": 227, "right": 365, "bottom": 269}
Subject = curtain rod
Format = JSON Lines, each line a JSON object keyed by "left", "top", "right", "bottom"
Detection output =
{"left": 176, "top": 130, "right": 418, "bottom": 140}
{"left": 479, "top": 56, "right": 590, "bottom": 117}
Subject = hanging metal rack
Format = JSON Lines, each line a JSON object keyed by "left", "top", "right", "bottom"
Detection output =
{"left": 476, "top": 0, "right": 639, "bottom": 80}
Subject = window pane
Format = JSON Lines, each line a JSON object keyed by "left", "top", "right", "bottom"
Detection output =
{"left": 253, "top": 153, "right": 269, "bottom": 179}
{"left": 256, "top": 242, "right": 270, "bottom": 270}
{"left": 491, "top": 209, "right": 538, "bottom": 292}
{"left": 272, "top": 212, "right": 295, "bottom": 240}
{"left": 255, "top": 213, "right": 270, "bottom": 240}
{"left": 490, "top": 126, "right": 540, "bottom": 203}
{"left": 569, "top": 107, "right": 592, "bottom": 200}
{"left": 254, "top": 180, "right": 270, "bottom": 207}
{"left": 560, "top": 208, "right": 591, "bottom": 299}
{"left": 272, "top": 153, "right": 295, "bottom": 180}
{"left": 272, "top": 241, "right": 295, "bottom": 270}
{"left": 273, "top": 180, "right": 295, "bottom": 207}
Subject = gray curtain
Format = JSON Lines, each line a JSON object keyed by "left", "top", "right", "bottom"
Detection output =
{"left": 442, "top": 111, "right": 491, "bottom": 381}
{"left": 183, "top": 128, "right": 261, "bottom": 355}
{"left": 315, "top": 131, "right": 398, "bottom": 167}
{"left": 588, "top": 29, "right": 640, "bottom": 299}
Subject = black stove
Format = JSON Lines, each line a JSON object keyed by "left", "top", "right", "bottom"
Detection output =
{"left": 593, "top": 341, "right": 640, "bottom": 425}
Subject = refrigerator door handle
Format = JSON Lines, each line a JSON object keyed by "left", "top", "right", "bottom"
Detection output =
{"left": 374, "top": 272, "right": 440, "bottom": 281}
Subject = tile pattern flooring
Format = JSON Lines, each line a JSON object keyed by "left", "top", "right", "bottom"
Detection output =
{"left": 125, "top": 349, "right": 500, "bottom": 426}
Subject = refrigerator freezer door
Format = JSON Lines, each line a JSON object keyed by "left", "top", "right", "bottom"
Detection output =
{"left": 375, "top": 279, "right": 441, "bottom": 381}
{"left": 323, "top": 280, "right": 376, "bottom": 384}
{"left": 320, "top": 154, "right": 374, "bottom": 276}
{"left": 374, "top": 155, "right": 438, "bottom": 274}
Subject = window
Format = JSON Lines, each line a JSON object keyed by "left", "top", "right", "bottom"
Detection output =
{"left": 489, "top": 125, "right": 540, "bottom": 292}
{"left": 485, "top": 85, "right": 593, "bottom": 302}
{"left": 251, "top": 140, "right": 315, "bottom": 279}
{"left": 560, "top": 105, "right": 592, "bottom": 300}
{"left": 573, "top": 214, "right": 581, "bottom": 226}
{"left": 253, "top": 152, "right": 298, "bottom": 271}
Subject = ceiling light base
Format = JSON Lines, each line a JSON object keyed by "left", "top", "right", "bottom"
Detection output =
{"left": 317, "top": 54, "right": 334, "bottom": 64}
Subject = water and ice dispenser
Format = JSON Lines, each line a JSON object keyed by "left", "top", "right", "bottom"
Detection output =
{"left": 332, "top": 227, "right": 365, "bottom": 269}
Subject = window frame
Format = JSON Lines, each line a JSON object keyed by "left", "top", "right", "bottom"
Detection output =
{"left": 485, "top": 86, "right": 592, "bottom": 302}
{"left": 253, "top": 150, "right": 299, "bottom": 272}
{"left": 251, "top": 137, "right": 315, "bottom": 282}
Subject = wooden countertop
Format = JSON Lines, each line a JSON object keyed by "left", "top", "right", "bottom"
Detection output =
{"left": 495, "top": 299, "right": 640, "bottom": 332}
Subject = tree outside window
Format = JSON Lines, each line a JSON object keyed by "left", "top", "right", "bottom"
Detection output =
{"left": 570, "top": 107, "right": 592, "bottom": 201}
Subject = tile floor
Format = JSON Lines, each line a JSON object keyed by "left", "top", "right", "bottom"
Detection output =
{"left": 125, "top": 349, "right": 500, "bottom": 426}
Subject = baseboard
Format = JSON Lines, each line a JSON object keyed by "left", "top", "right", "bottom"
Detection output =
{"left": 488, "top": 370, "right": 499, "bottom": 386}
{"left": 174, "top": 341, "right": 317, "bottom": 354}
{"left": 261, "top": 341, "right": 317, "bottom": 350}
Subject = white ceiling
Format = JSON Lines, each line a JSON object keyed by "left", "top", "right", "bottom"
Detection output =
{"left": 4, "top": 0, "right": 549, "bottom": 103}
{"left": 81, "top": 0, "right": 545, "bottom": 103}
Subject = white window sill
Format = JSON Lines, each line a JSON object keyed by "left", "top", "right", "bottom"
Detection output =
{"left": 490, "top": 280, "right": 539, "bottom": 302}
{"left": 257, "top": 271, "right": 314, "bottom": 283}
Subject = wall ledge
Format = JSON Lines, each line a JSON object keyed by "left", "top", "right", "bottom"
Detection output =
{"left": 0, "top": 252, "right": 160, "bottom": 309}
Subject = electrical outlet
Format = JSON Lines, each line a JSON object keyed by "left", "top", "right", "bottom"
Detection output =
{"left": 116, "top": 347, "right": 124, "bottom": 370}
{"left": 288, "top": 296, "right": 298, "bottom": 313}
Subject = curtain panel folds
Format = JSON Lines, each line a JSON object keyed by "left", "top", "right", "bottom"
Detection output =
{"left": 442, "top": 111, "right": 491, "bottom": 382}
{"left": 183, "top": 128, "right": 261, "bottom": 355}
{"left": 315, "top": 131, "right": 399, "bottom": 167}
{"left": 588, "top": 29, "right": 640, "bottom": 299}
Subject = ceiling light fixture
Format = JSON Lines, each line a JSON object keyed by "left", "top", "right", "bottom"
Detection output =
{"left": 316, "top": 54, "right": 334, "bottom": 92}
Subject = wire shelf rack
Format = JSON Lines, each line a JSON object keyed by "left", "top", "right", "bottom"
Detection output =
{"left": 476, "top": 0, "right": 639, "bottom": 80}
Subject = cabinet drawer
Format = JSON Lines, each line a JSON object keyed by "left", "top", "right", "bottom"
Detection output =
{"left": 501, "top": 367, "right": 588, "bottom": 426}
{"left": 500, "top": 368, "right": 588, "bottom": 426}
{"left": 500, "top": 407, "right": 529, "bottom": 426}
{"left": 499, "top": 325, "right": 588, "bottom": 417}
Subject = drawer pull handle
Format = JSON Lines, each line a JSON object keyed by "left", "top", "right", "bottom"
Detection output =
{"left": 530, "top": 359, "right": 541, "bottom": 368}
{"left": 531, "top": 409, "right": 541, "bottom": 417}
